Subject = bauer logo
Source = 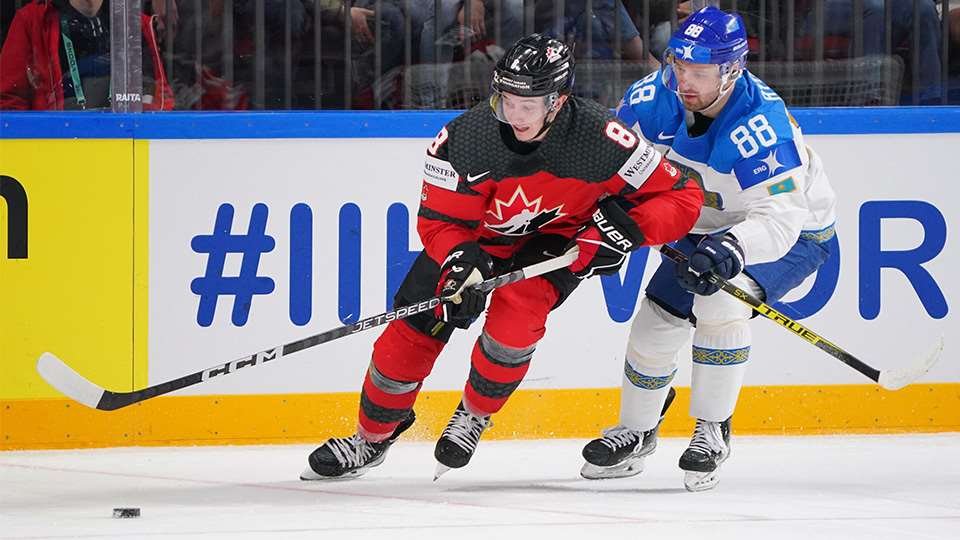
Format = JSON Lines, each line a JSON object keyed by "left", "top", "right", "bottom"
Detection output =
{"left": 0, "top": 175, "right": 28, "bottom": 259}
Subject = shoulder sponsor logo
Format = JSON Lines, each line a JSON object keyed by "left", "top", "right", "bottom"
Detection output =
{"left": 466, "top": 171, "right": 491, "bottom": 184}
{"left": 617, "top": 144, "right": 660, "bottom": 188}
{"left": 733, "top": 141, "right": 804, "bottom": 191}
{"left": 422, "top": 154, "right": 459, "bottom": 191}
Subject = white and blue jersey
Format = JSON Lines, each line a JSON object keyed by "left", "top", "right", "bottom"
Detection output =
{"left": 617, "top": 70, "right": 836, "bottom": 266}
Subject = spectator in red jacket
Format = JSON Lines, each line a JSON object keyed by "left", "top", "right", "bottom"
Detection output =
{"left": 0, "top": 0, "right": 173, "bottom": 110}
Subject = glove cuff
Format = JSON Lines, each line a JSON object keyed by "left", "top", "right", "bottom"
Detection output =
{"left": 720, "top": 233, "right": 746, "bottom": 271}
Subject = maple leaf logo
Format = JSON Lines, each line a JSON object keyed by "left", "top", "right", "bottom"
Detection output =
{"left": 484, "top": 186, "right": 566, "bottom": 236}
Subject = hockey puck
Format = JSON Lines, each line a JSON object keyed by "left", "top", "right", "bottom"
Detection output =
{"left": 112, "top": 508, "right": 140, "bottom": 519}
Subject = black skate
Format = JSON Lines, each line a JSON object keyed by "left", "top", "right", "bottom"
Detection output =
{"left": 580, "top": 386, "right": 676, "bottom": 479}
{"left": 433, "top": 402, "right": 491, "bottom": 480}
{"left": 678, "top": 416, "right": 731, "bottom": 492}
{"left": 300, "top": 412, "right": 415, "bottom": 480}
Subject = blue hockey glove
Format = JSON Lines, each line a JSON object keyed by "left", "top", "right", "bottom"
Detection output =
{"left": 676, "top": 233, "right": 745, "bottom": 296}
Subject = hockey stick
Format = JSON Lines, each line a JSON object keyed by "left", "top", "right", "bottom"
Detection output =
{"left": 659, "top": 244, "right": 943, "bottom": 390}
{"left": 37, "top": 250, "right": 579, "bottom": 411}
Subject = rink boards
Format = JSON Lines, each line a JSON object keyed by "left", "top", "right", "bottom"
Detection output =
{"left": 1, "top": 109, "right": 958, "bottom": 449}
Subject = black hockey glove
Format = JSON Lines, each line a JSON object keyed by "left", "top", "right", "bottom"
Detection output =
{"left": 676, "top": 233, "right": 745, "bottom": 296}
{"left": 434, "top": 242, "right": 494, "bottom": 329}
{"left": 568, "top": 196, "right": 645, "bottom": 279}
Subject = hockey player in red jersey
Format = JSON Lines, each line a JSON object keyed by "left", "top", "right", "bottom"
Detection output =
{"left": 301, "top": 34, "right": 704, "bottom": 481}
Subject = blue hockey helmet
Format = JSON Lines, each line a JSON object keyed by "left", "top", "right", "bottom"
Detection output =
{"left": 661, "top": 6, "right": 749, "bottom": 108}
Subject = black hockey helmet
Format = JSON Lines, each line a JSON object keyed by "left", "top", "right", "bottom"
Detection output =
{"left": 492, "top": 34, "right": 575, "bottom": 97}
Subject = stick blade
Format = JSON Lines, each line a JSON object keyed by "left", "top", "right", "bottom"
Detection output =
{"left": 878, "top": 336, "right": 944, "bottom": 391}
{"left": 36, "top": 352, "right": 106, "bottom": 409}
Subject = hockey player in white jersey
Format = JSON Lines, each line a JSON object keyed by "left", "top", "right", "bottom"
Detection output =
{"left": 580, "top": 6, "right": 837, "bottom": 492}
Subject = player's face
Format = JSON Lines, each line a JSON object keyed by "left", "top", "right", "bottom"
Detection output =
{"left": 500, "top": 93, "right": 553, "bottom": 141}
{"left": 672, "top": 59, "right": 723, "bottom": 111}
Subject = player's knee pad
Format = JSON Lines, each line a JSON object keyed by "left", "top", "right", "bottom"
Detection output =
{"left": 625, "top": 296, "right": 692, "bottom": 373}
{"left": 464, "top": 331, "right": 535, "bottom": 415}
{"left": 690, "top": 273, "right": 759, "bottom": 332}
{"left": 371, "top": 320, "right": 445, "bottom": 383}
{"left": 483, "top": 277, "right": 556, "bottom": 347}
{"left": 619, "top": 297, "right": 691, "bottom": 431}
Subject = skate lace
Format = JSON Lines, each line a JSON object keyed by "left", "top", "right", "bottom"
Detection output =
{"left": 443, "top": 408, "right": 491, "bottom": 453}
{"left": 328, "top": 434, "right": 378, "bottom": 468}
{"left": 599, "top": 426, "right": 642, "bottom": 451}
{"left": 689, "top": 419, "right": 726, "bottom": 455}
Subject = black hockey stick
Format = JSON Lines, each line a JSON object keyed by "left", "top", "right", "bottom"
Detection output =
{"left": 37, "top": 250, "right": 579, "bottom": 411}
{"left": 660, "top": 244, "right": 942, "bottom": 390}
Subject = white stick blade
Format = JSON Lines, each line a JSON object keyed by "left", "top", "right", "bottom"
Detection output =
{"left": 878, "top": 336, "right": 944, "bottom": 391}
{"left": 36, "top": 352, "right": 106, "bottom": 409}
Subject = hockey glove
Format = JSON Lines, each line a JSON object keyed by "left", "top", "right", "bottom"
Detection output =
{"left": 676, "top": 233, "right": 745, "bottom": 296}
{"left": 434, "top": 242, "right": 494, "bottom": 329}
{"left": 568, "top": 196, "right": 645, "bottom": 279}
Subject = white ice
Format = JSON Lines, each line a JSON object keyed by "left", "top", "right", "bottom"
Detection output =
{"left": 2, "top": 434, "right": 959, "bottom": 540}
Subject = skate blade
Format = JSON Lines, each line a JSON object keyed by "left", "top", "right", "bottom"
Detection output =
{"left": 300, "top": 459, "right": 383, "bottom": 482}
{"left": 433, "top": 462, "right": 452, "bottom": 481}
{"left": 683, "top": 469, "right": 720, "bottom": 492}
{"left": 299, "top": 465, "right": 371, "bottom": 481}
{"left": 580, "top": 457, "right": 645, "bottom": 480}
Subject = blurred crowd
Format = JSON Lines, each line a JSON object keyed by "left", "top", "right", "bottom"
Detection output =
{"left": 2, "top": 0, "right": 960, "bottom": 110}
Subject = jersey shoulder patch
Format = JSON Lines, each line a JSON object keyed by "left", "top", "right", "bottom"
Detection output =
{"left": 422, "top": 153, "right": 460, "bottom": 191}
{"left": 732, "top": 139, "right": 803, "bottom": 190}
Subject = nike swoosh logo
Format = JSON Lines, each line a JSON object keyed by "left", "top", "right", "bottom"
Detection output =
{"left": 657, "top": 132, "right": 675, "bottom": 140}
{"left": 466, "top": 171, "right": 491, "bottom": 183}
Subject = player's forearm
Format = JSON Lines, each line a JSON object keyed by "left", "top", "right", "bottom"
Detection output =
{"left": 416, "top": 212, "right": 481, "bottom": 265}
{"left": 626, "top": 179, "right": 704, "bottom": 246}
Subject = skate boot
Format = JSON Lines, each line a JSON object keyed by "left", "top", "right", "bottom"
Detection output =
{"left": 679, "top": 416, "right": 731, "bottom": 492}
{"left": 580, "top": 386, "right": 676, "bottom": 479}
{"left": 433, "top": 402, "right": 492, "bottom": 480}
{"left": 301, "top": 411, "right": 415, "bottom": 480}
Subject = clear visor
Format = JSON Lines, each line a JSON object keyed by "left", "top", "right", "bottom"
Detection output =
{"left": 490, "top": 90, "right": 559, "bottom": 124}
{"left": 660, "top": 49, "right": 725, "bottom": 95}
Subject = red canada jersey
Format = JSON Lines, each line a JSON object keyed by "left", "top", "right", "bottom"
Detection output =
{"left": 417, "top": 97, "right": 704, "bottom": 263}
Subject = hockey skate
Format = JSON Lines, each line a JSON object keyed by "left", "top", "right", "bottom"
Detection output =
{"left": 300, "top": 412, "right": 416, "bottom": 480}
{"left": 580, "top": 386, "right": 676, "bottom": 479}
{"left": 679, "top": 416, "right": 731, "bottom": 492}
{"left": 433, "top": 402, "right": 491, "bottom": 480}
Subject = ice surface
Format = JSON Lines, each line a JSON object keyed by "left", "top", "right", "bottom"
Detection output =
{"left": 2, "top": 435, "right": 958, "bottom": 539}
